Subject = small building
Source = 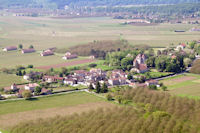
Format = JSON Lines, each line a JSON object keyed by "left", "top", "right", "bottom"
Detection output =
{"left": 176, "top": 43, "right": 186, "bottom": 51}
{"left": 64, "top": 78, "right": 77, "bottom": 86}
{"left": 43, "top": 76, "right": 64, "bottom": 83}
{"left": 24, "top": 83, "right": 39, "bottom": 91}
{"left": 145, "top": 80, "right": 158, "bottom": 86}
{"left": 23, "top": 72, "right": 43, "bottom": 80}
{"left": 62, "top": 52, "right": 78, "bottom": 60}
{"left": 108, "top": 78, "right": 120, "bottom": 86}
{"left": 3, "top": 46, "right": 17, "bottom": 51}
{"left": 131, "top": 64, "right": 148, "bottom": 73}
{"left": 89, "top": 55, "right": 95, "bottom": 59}
{"left": 11, "top": 83, "right": 18, "bottom": 90}
{"left": 21, "top": 48, "right": 35, "bottom": 54}
{"left": 40, "top": 50, "right": 54, "bottom": 56}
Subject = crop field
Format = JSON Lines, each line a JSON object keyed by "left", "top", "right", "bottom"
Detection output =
{"left": 0, "top": 16, "right": 199, "bottom": 50}
{"left": 0, "top": 72, "right": 27, "bottom": 88}
{"left": 160, "top": 73, "right": 200, "bottom": 99}
{"left": 0, "top": 92, "right": 113, "bottom": 130}
{"left": 0, "top": 50, "right": 91, "bottom": 69}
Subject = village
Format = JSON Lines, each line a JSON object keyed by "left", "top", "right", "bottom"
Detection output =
{"left": 1, "top": 40, "right": 200, "bottom": 100}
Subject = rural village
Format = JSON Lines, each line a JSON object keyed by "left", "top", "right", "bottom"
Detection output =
{"left": 1, "top": 40, "right": 200, "bottom": 100}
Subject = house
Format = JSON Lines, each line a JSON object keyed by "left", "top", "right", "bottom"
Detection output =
{"left": 23, "top": 72, "right": 43, "bottom": 80}
{"left": 24, "top": 83, "right": 39, "bottom": 91}
{"left": 40, "top": 50, "right": 54, "bottom": 56}
{"left": 62, "top": 52, "right": 78, "bottom": 60}
{"left": 41, "top": 88, "right": 52, "bottom": 95}
{"left": 43, "top": 76, "right": 64, "bottom": 83}
{"left": 11, "top": 83, "right": 18, "bottom": 90}
{"left": 74, "top": 70, "right": 87, "bottom": 77}
{"left": 145, "top": 80, "right": 159, "bottom": 86}
{"left": 64, "top": 78, "right": 77, "bottom": 86}
{"left": 197, "top": 40, "right": 200, "bottom": 44}
{"left": 89, "top": 55, "right": 95, "bottom": 59}
{"left": 176, "top": 43, "right": 186, "bottom": 51}
{"left": 21, "top": 48, "right": 35, "bottom": 54}
{"left": 131, "top": 64, "right": 148, "bottom": 73}
{"left": 171, "top": 55, "right": 177, "bottom": 59}
{"left": 3, "top": 46, "right": 17, "bottom": 51}
{"left": 108, "top": 78, "right": 120, "bottom": 86}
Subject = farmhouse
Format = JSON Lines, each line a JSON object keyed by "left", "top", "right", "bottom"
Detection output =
{"left": 64, "top": 78, "right": 77, "bottom": 85}
{"left": 176, "top": 43, "right": 186, "bottom": 50}
{"left": 21, "top": 48, "right": 35, "bottom": 54}
{"left": 23, "top": 72, "right": 43, "bottom": 80}
{"left": 3, "top": 46, "right": 17, "bottom": 51}
{"left": 43, "top": 75, "right": 64, "bottom": 83}
{"left": 24, "top": 83, "right": 39, "bottom": 91}
{"left": 62, "top": 52, "right": 78, "bottom": 60}
{"left": 145, "top": 80, "right": 159, "bottom": 86}
{"left": 40, "top": 50, "right": 54, "bottom": 56}
{"left": 108, "top": 78, "right": 120, "bottom": 86}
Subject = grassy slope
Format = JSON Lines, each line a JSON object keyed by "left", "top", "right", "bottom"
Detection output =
{"left": 0, "top": 92, "right": 104, "bottom": 115}
{"left": 161, "top": 73, "right": 200, "bottom": 98}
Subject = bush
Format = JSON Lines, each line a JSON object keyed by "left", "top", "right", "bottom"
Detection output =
{"left": 27, "top": 65, "right": 34, "bottom": 68}
{"left": 88, "top": 63, "right": 97, "bottom": 68}
{"left": 22, "top": 90, "right": 32, "bottom": 100}
{"left": 106, "top": 93, "right": 113, "bottom": 101}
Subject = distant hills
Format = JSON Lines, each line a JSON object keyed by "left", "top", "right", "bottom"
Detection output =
{"left": 0, "top": 0, "right": 200, "bottom": 9}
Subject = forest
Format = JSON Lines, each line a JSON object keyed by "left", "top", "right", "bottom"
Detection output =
{"left": 10, "top": 87, "right": 200, "bottom": 133}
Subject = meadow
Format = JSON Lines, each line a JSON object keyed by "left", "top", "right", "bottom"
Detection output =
{"left": 160, "top": 73, "right": 200, "bottom": 99}
{"left": 0, "top": 16, "right": 199, "bottom": 51}
{"left": 0, "top": 92, "right": 112, "bottom": 130}
{"left": 0, "top": 72, "right": 27, "bottom": 88}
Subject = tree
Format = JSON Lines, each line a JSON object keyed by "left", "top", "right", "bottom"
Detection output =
{"left": 18, "top": 44, "right": 23, "bottom": 49}
{"left": 161, "top": 86, "right": 167, "bottom": 91}
{"left": 59, "top": 73, "right": 63, "bottom": 77}
{"left": 121, "top": 57, "right": 133, "bottom": 70}
{"left": 96, "top": 81, "right": 101, "bottom": 93}
{"left": 22, "top": 90, "right": 32, "bottom": 100}
{"left": 116, "top": 95, "right": 122, "bottom": 104}
{"left": 149, "top": 85, "right": 157, "bottom": 90}
{"left": 18, "top": 70, "right": 22, "bottom": 76}
{"left": 34, "top": 86, "right": 42, "bottom": 94}
{"left": 127, "top": 74, "right": 133, "bottom": 80}
{"left": 89, "top": 83, "right": 94, "bottom": 91}
{"left": 184, "top": 58, "right": 192, "bottom": 67}
{"left": 88, "top": 63, "right": 97, "bottom": 68}
{"left": 29, "top": 45, "right": 34, "bottom": 49}
{"left": 61, "top": 67, "right": 68, "bottom": 75}
{"left": 22, "top": 71, "right": 26, "bottom": 76}
{"left": 101, "top": 82, "right": 108, "bottom": 93}
{"left": 27, "top": 65, "right": 33, "bottom": 68}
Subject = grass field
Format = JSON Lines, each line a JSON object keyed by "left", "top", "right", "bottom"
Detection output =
{"left": 0, "top": 72, "right": 27, "bottom": 88}
{"left": 0, "top": 50, "right": 89, "bottom": 69}
{"left": 0, "top": 16, "right": 199, "bottom": 50}
{"left": 160, "top": 73, "right": 200, "bottom": 99}
{"left": 0, "top": 92, "right": 113, "bottom": 131}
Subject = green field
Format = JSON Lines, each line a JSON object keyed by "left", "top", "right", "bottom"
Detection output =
{"left": 0, "top": 50, "right": 88, "bottom": 68}
{"left": 161, "top": 73, "right": 200, "bottom": 99}
{"left": 0, "top": 72, "right": 27, "bottom": 88}
{"left": 0, "top": 92, "right": 103, "bottom": 115}
{"left": 0, "top": 16, "right": 199, "bottom": 50}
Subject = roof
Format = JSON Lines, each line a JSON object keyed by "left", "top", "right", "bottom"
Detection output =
{"left": 25, "top": 83, "right": 39, "bottom": 88}
{"left": 4, "top": 46, "right": 17, "bottom": 50}
{"left": 180, "top": 43, "right": 186, "bottom": 47}
{"left": 74, "top": 70, "right": 87, "bottom": 74}
{"left": 41, "top": 88, "right": 51, "bottom": 93}
{"left": 43, "top": 75, "right": 64, "bottom": 80}
{"left": 22, "top": 48, "right": 35, "bottom": 53}
{"left": 138, "top": 64, "right": 148, "bottom": 71}
{"left": 64, "top": 54, "right": 77, "bottom": 58}
{"left": 41, "top": 50, "right": 54, "bottom": 56}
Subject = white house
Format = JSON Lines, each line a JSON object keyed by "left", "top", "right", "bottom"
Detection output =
{"left": 24, "top": 83, "right": 39, "bottom": 91}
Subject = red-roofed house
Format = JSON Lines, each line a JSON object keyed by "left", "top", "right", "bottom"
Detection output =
{"left": 43, "top": 76, "right": 64, "bottom": 83}
{"left": 176, "top": 43, "right": 186, "bottom": 50}
{"left": 21, "top": 48, "right": 35, "bottom": 54}
{"left": 3, "top": 46, "right": 17, "bottom": 51}
{"left": 132, "top": 54, "right": 148, "bottom": 73}
{"left": 62, "top": 52, "right": 78, "bottom": 60}
{"left": 24, "top": 83, "right": 39, "bottom": 91}
{"left": 41, "top": 88, "right": 52, "bottom": 95}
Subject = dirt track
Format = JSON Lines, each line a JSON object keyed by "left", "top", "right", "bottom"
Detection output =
{"left": 36, "top": 59, "right": 96, "bottom": 70}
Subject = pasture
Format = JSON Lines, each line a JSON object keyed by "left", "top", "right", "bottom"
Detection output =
{"left": 0, "top": 72, "right": 27, "bottom": 88}
{"left": 160, "top": 73, "right": 200, "bottom": 99}
{"left": 0, "top": 16, "right": 199, "bottom": 50}
{"left": 0, "top": 92, "right": 112, "bottom": 130}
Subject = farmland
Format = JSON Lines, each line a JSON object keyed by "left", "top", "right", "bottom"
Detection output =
{"left": 0, "top": 73, "right": 27, "bottom": 88}
{"left": 160, "top": 73, "right": 200, "bottom": 99}
{"left": 0, "top": 16, "right": 199, "bottom": 50}
{"left": 0, "top": 92, "right": 112, "bottom": 130}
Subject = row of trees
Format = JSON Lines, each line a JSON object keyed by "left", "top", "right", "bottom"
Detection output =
{"left": 89, "top": 82, "right": 108, "bottom": 93}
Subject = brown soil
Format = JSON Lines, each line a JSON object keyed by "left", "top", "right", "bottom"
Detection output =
{"left": 0, "top": 102, "right": 114, "bottom": 129}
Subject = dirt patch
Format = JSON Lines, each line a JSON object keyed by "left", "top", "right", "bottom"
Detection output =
{"left": 0, "top": 102, "right": 114, "bottom": 129}
{"left": 36, "top": 59, "right": 96, "bottom": 70}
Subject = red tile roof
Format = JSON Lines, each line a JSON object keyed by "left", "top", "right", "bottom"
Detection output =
{"left": 138, "top": 64, "right": 148, "bottom": 71}
{"left": 22, "top": 48, "right": 35, "bottom": 53}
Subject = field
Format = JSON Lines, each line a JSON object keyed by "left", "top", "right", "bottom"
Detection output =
{"left": 0, "top": 16, "right": 199, "bottom": 50}
{"left": 160, "top": 73, "right": 200, "bottom": 99}
{"left": 0, "top": 92, "right": 113, "bottom": 130}
{"left": 0, "top": 73, "right": 27, "bottom": 88}
{"left": 0, "top": 16, "right": 200, "bottom": 69}
{"left": 0, "top": 50, "right": 93, "bottom": 69}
